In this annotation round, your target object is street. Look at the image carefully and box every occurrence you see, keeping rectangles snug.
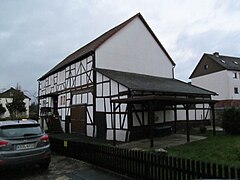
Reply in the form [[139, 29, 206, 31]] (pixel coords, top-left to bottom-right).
[[1, 153, 129, 180]]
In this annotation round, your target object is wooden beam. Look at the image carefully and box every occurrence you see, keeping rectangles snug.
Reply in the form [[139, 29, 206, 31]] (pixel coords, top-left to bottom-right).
[[148, 102, 154, 148], [184, 104, 190, 142], [174, 105, 177, 133]]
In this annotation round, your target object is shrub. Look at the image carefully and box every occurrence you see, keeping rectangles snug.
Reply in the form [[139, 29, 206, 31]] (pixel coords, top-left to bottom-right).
[[222, 108, 240, 134]]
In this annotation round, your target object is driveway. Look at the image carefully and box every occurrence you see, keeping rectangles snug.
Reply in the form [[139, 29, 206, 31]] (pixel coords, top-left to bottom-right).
[[1, 153, 129, 180]]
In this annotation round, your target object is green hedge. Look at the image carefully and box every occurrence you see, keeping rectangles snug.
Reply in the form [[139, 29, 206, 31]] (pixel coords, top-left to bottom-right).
[[222, 108, 240, 134]]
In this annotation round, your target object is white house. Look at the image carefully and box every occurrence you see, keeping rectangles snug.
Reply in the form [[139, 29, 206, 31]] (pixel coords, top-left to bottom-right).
[[0, 87, 30, 119], [38, 13, 216, 142], [190, 52, 240, 108]]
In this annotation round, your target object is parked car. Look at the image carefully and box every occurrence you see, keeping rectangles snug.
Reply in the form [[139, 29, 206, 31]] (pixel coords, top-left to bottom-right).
[[0, 119, 51, 170]]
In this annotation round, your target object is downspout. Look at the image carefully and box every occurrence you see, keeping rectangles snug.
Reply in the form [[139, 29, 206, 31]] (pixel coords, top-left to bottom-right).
[[172, 65, 176, 79]]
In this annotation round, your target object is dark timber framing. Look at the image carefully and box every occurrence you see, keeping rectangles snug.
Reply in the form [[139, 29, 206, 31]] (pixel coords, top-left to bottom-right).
[[38, 53, 96, 136]]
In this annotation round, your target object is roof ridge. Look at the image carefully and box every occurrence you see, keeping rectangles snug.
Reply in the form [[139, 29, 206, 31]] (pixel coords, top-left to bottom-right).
[[207, 53, 240, 59]]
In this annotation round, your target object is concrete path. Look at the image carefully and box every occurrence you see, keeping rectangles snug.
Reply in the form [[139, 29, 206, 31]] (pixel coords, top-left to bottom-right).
[[117, 134, 206, 150]]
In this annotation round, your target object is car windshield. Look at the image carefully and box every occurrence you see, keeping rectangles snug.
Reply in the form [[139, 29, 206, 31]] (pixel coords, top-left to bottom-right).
[[0, 124, 43, 138]]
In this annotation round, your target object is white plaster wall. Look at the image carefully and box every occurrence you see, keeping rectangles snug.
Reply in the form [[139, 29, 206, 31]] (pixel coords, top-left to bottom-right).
[[95, 17, 173, 78], [191, 70, 229, 100], [154, 111, 174, 123], [106, 129, 127, 142], [227, 70, 240, 100], [87, 125, 95, 137]]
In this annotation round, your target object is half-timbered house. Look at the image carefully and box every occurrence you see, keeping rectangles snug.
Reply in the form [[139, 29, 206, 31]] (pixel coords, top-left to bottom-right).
[[38, 13, 217, 143]]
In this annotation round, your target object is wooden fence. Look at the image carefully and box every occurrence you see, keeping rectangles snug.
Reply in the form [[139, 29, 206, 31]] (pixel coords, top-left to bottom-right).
[[50, 137, 240, 179]]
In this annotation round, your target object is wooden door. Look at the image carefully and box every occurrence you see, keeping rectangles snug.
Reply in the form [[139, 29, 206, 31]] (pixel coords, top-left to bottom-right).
[[95, 112, 107, 139], [71, 106, 86, 134]]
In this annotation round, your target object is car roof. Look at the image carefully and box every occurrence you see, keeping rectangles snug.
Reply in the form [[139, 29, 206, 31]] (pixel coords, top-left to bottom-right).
[[0, 119, 39, 127]]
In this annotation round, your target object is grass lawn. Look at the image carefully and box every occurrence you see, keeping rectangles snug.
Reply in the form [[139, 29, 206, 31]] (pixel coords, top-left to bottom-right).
[[166, 134, 240, 167]]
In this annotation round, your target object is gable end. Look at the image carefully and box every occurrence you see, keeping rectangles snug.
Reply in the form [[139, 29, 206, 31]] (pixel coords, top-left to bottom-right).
[[39, 13, 175, 80], [189, 54, 226, 79]]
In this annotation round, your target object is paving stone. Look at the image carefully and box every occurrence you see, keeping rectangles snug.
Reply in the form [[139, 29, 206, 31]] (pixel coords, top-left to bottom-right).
[[0, 153, 128, 180]]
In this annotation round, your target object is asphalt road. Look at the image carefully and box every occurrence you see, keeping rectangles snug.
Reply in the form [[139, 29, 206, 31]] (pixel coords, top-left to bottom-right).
[[1, 153, 129, 180]]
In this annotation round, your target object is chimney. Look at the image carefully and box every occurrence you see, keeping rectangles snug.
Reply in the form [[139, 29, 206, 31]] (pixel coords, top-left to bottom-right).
[[213, 52, 219, 57]]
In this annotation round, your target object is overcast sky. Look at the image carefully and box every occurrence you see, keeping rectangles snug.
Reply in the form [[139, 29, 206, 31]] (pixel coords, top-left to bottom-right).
[[1, 0, 240, 101]]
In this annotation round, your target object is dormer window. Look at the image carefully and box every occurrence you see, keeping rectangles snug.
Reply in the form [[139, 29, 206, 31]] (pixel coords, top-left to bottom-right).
[[204, 64, 209, 70], [220, 59, 226, 63], [233, 61, 239, 65]]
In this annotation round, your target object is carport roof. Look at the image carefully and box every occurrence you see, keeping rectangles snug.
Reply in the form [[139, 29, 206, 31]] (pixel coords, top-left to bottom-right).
[[95, 68, 217, 96]]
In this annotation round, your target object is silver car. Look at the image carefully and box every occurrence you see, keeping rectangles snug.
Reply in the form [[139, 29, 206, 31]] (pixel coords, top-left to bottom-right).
[[0, 120, 51, 170]]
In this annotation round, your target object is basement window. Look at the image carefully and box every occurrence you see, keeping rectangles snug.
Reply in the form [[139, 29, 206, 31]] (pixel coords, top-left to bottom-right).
[[234, 87, 239, 94]]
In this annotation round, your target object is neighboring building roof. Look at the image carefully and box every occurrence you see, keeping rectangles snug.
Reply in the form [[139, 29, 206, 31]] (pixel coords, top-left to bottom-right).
[[0, 87, 30, 100], [190, 52, 240, 79], [39, 13, 175, 81], [209, 53, 240, 71], [95, 68, 216, 96]]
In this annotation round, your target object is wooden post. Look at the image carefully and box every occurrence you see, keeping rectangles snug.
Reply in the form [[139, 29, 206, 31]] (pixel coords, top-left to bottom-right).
[[127, 102, 133, 142], [113, 102, 116, 146], [210, 103, 216, 136], [163, 106, 166, 124], [174, 105, 177, 133], [148, 102, 154, 148], [185, 105, 190, 142]]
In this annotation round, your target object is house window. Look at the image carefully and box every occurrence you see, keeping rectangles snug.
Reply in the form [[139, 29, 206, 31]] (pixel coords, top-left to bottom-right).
[[233, 72, 237, 79], [204, 64, 209, 70], [234, 87, 239, 94], [42, 100, 47, 106], [60, 95, 66, 105]]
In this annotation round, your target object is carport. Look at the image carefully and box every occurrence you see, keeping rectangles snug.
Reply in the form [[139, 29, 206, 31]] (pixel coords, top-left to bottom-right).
[[112, 94, 217, 147]]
